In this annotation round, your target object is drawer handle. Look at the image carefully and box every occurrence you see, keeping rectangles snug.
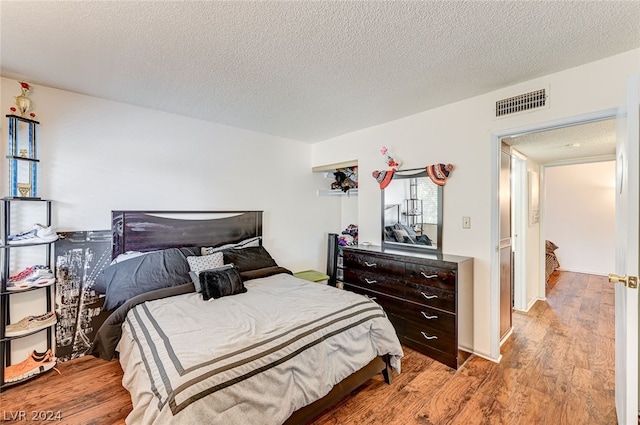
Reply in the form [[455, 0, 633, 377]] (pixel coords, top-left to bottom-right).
[[421, 312, 438, 320], [364, 262, 377, 267], [421, 332, 438, 340], [420, 292, 438, 300], [365, 278, 377, 284], [421, 272, 438, 279]]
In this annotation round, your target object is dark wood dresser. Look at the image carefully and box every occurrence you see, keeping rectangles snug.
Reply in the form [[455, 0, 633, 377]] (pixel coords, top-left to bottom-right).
[[341, 245, 473, 369]]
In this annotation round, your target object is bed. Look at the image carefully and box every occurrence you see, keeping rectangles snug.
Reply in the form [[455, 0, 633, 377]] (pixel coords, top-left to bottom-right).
[[383, 204, 432, 246], [545, 240, 561, 283], [90, 211, 403, 425]]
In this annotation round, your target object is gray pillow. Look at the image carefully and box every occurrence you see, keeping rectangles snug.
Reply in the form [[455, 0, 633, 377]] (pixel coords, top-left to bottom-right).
[[97, 248, 192, 311]]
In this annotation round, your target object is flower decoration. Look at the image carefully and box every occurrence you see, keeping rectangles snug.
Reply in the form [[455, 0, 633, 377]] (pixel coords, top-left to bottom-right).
[[19, 81, 31, 93]]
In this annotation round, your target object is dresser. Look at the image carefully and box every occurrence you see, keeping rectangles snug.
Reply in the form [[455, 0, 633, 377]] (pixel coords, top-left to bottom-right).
[[341, 245, 473, 369]]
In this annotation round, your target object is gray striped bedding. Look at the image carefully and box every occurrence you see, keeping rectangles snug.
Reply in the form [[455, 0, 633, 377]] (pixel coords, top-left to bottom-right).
[[117, 272, 403, 424]]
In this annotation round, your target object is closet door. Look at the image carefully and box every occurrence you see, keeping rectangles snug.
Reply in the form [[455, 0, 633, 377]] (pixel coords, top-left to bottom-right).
[[499, 142, 513, 339]]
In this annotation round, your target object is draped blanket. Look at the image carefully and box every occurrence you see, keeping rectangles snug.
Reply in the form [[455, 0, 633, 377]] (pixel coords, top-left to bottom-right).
[[117, 273, 403, 425]]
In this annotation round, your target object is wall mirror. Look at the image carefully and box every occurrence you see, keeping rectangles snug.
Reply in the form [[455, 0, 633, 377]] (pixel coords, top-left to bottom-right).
[[381, 170, 443, 253]]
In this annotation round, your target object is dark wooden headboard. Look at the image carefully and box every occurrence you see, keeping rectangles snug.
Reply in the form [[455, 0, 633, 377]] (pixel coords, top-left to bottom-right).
[[111, 210, 263, 258]]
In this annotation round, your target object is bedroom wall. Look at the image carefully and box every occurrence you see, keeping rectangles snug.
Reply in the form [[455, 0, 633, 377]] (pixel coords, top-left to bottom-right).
[[311, 48, 640, 359], [544, 161, 615, 275], [1, 77, 342, 360]]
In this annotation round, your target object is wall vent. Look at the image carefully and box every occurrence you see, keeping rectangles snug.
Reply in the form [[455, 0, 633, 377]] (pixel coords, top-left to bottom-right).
[[495, 88, 547, 117]]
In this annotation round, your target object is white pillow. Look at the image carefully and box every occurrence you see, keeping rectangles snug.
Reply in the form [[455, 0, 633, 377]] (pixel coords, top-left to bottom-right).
[[200, 236, 261, 256], [187, 252, 224, 274], [109, 250, 151, 265]]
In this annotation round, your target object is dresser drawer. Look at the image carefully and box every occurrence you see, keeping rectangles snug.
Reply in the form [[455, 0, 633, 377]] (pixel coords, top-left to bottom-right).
[[344, 269, 404, 299], [405, 262, 456, 291], [343, 250, 405, 277], [404, 311, 456, 356], [342, 283, 404, 318], [405, 282, 455, 313], [404, 302, 456, 342], [399, 337, 457, 370]]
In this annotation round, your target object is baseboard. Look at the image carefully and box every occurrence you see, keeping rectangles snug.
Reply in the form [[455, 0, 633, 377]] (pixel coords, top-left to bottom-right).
[[469, 349, 502, 364], [557, 267, 607, 277], [500, 329, 513, 347], [513, 296, 541, 313]]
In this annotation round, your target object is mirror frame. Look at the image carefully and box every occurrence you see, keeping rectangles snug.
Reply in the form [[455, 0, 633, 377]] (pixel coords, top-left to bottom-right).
[[380, 170, 443, 254]]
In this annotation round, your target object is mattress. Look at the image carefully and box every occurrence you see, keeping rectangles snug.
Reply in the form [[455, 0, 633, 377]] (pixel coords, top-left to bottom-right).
[[116, 273, 403, 425]]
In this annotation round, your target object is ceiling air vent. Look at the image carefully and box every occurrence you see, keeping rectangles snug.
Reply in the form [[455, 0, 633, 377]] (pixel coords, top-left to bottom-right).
[[495, 88, 547, 117]]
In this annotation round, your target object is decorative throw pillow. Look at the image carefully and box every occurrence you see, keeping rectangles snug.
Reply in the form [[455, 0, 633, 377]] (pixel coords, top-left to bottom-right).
[[222, 246, 278, 272], [189, 264, 234, 292], [200, 266, 247, 300], [394, 223, 417, 237], [392, 229, 409, 242], [187, 252, 224, 274]]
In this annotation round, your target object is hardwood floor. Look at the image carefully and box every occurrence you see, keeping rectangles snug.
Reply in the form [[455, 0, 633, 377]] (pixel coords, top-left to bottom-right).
[[0, 271, 615, 424]]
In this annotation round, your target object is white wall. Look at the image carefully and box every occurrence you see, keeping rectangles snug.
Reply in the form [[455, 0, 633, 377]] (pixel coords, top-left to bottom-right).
[[312, 48, 640, 359], [1, 77, 342, 360], [2, 48, 637, 363], [544, 161, 615, 275], [525, 159, 542, 308]]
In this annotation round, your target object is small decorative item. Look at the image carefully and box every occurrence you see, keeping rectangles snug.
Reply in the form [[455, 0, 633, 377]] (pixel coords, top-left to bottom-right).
[[372, 169, 395, 189], [426, 163, 454, 186], [17, 183, 31, 197], [19, 149, 28, 158], [380, 146, 402, 170], [13, 81, 34, 117]]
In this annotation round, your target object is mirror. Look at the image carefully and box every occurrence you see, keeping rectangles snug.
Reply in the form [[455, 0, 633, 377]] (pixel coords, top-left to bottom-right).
[[381, 170, 443, 253]]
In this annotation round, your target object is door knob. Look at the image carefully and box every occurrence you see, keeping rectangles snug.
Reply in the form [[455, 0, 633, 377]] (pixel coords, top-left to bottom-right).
[[608, 273, 638, 288]]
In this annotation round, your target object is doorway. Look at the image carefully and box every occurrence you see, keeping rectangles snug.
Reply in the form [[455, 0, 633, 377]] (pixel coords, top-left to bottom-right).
[[490, 109, 618, 360]]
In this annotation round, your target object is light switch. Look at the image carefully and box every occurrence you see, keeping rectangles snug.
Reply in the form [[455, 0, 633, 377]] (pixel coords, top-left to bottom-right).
[[462, 216, 471, 229]]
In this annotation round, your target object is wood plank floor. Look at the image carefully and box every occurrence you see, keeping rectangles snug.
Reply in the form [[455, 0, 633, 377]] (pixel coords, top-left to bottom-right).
[[0, 271, 616, 424]]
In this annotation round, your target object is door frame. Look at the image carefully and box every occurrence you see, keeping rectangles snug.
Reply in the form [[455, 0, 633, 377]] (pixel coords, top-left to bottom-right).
[[511, 150, 528, 311], [489, 108, 618, 361]]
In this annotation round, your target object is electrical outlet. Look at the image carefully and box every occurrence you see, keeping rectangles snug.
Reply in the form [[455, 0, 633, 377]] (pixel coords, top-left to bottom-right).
[[462, 216, 471, 229]]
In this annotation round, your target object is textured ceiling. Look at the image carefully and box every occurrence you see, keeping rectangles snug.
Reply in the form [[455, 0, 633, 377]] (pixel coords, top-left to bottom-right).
[[504, 119, 617, 165], [1, 1, 639, 143]]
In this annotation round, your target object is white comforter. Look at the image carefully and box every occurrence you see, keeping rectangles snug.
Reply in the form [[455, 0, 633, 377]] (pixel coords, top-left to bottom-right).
[[117, 273, 403, 425]]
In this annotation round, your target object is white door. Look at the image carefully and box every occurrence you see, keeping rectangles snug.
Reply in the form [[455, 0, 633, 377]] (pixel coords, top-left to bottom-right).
[[611, 74, 639, 424]]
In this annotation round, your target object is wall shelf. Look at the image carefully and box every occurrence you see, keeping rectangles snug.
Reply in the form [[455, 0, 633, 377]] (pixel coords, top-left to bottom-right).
[[317, 189, 358, 196]]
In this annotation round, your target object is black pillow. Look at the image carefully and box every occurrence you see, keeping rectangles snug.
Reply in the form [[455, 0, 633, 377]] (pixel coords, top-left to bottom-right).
[[200, 266, 247, 300], [223, 246, 278, 272], [96, 248, 192, 311]]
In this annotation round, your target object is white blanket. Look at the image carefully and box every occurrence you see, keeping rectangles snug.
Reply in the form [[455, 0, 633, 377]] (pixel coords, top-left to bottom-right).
[[117, 273, 403, 425]]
